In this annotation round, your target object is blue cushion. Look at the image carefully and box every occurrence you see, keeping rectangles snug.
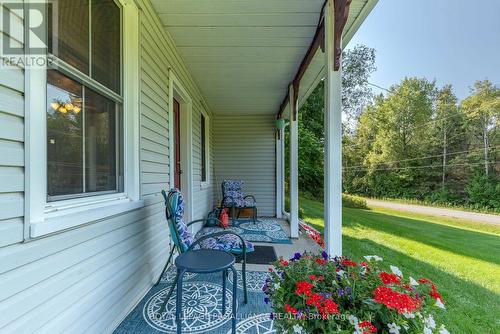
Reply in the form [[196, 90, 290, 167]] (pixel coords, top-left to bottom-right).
[[195, 227, 254, 254]]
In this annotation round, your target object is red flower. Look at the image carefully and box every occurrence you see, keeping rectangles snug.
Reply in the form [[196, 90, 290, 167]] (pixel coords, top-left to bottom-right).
[[379, 272, 401, 285], [284, 304, 298, 314], [268, 267, 273, 272], [373, 286, 421, 314], [280, 260, 289, 266], [315, 258, 327, 265], [341, 259, 358, 267], [419, 278, 445, 303], [429, 285, 444, 303], [317, 275, 325, 281], [418, 278, 433, 285], [309, 275, 317, 281], [361, 261, 368, 267], [322, 298, 340, 314], [358, 320, 377, 333], [305, 293, 324, 307], [295, 281, 314, 296]]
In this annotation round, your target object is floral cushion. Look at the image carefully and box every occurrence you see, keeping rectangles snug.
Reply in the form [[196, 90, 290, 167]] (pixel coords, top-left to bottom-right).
[[167, 188, 253, 254], [168, 189, 195, 252], [222, 180, 256, 208], [194, 227, 254, 254], [222, 180, 243, 192]]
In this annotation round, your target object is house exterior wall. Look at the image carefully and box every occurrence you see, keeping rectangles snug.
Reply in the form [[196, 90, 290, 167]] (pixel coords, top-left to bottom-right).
[[213, 114, 276, 217], [0, 0, 214, 332], [0, 4, 24, 249]]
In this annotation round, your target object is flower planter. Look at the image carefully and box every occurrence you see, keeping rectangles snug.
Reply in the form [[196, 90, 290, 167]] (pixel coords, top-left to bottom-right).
[[264, 251, 448, 334]]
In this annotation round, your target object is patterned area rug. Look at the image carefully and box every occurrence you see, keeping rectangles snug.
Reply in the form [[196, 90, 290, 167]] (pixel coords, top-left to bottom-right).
[[227, 219, 292, 244], [114, 268, 274, 334]]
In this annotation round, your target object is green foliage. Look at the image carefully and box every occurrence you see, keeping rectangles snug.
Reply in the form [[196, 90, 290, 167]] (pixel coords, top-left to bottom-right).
[[291, 45, 376, 198], [265, 252, 448, 334], [465, 172, 500, 209], [297, 195, 500, 333], [295, 42, 499, 211], [342, 194, 368, 209], [342, 78, 499, 210]]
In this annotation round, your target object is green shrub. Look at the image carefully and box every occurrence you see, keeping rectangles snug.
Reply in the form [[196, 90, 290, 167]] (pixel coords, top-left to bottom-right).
[[465, 172, 500, 209], [342, 194, 369, 209]]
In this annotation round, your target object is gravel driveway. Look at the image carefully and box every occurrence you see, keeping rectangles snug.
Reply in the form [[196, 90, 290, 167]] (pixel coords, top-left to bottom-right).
[[366, 199, 500, 225]]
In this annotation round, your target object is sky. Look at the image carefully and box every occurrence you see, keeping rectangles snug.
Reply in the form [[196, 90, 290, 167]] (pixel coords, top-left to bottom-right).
[[346, 0, 500, 100]]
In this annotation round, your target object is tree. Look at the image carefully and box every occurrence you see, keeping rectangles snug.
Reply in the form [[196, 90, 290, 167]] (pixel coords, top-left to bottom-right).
[[292, 44, 377, 198], [432, 85, 463, 190], [461, 80, 500, 176], [352, 78, 438, 198], [342, 44, 376, 133]]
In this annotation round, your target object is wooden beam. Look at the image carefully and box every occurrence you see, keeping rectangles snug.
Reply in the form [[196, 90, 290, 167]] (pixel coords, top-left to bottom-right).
[[276, 91, 289, 120], [276, 2, 327, 120], [333, 0, 352, 70], [276, 0, 352, 119]]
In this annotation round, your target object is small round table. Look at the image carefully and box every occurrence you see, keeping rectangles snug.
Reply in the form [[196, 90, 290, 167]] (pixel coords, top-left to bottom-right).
[[174, 249, 237, 334]]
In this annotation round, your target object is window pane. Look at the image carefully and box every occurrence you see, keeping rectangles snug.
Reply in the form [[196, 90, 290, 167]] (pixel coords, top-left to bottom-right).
[[48, 0, 89, 74], [91, 0, 121, 93], [47, 70, 84, 197], [85, 88, 119, 192], [201, 114, 207, 182]]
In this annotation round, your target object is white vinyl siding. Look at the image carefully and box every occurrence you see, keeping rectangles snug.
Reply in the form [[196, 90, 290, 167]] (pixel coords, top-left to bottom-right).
[[0, 0, 214, 332], [213, 114, 276, 216], [0, 3, 25, 248], [138, 1, 214, 219]]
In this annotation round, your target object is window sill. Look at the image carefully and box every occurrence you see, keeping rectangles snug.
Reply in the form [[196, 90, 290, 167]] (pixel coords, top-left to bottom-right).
[[30, 197, 144, 238]]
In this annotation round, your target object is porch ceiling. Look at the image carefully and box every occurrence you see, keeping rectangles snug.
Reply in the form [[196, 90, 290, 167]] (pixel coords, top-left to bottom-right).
[[150, 0, 376, 115]]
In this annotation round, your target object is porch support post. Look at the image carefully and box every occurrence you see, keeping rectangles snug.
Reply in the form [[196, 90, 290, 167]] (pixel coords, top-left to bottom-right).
[[324, 0, 344, 256], [276, 129, 283, 218], [289, 84, 299, 238]]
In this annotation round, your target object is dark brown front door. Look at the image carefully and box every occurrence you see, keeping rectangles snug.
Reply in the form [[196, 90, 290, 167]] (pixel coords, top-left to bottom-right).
[[173, 99, 181, 190]]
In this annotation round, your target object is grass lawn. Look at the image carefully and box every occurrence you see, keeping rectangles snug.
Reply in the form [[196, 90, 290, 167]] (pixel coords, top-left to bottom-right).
[[298, 196, 500, 334]]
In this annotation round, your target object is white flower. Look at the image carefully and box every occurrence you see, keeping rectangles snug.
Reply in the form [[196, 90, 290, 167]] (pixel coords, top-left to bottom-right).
[[364, 255, 383, 261], [439, 325, 450, 334], [403, 325, 409, 330], [390, 265, 403, 277], [423, 327, 433, 334], [424, 314, 436, 329], [293, 324, 304, 334], [353, 324, 363, 334], [409, 276, 419, 286], [273, 282, 280, 290], [337, 270, 345, 277], [403, 312, 415, 319], [348, 315, 359, 325], [435, 298, 446, 309], [388, 322, 401, 334]]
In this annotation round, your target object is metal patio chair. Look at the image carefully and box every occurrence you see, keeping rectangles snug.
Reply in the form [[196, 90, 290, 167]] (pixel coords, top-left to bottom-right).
[[155, 188, 253, 317], [221, 180, 257, 223]]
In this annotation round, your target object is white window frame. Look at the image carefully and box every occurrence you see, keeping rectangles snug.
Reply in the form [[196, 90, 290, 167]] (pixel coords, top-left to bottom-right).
[[200, 108, 210, 189], [24, 0, 142, 239]]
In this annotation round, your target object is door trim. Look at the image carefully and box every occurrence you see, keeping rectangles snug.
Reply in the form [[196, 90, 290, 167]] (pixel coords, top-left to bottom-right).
[[168, 68, 193, 222]]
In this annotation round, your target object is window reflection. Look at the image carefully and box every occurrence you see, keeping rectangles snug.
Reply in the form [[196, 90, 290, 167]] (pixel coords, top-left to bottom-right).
[[48, 0, 90, 74], [47, 70, 84, 196], [85, 88, 118, 192]]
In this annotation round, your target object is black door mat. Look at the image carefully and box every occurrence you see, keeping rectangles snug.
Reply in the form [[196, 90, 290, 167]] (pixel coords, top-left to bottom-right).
[[236, 245, 277, 265]]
